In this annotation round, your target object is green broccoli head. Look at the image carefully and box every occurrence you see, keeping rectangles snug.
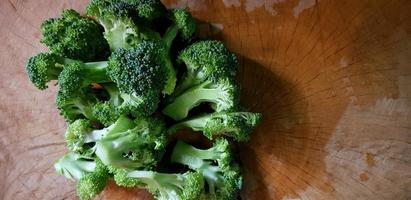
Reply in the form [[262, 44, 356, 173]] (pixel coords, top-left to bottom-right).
[[54, 153, 109, 200], [129, 0, 166, 20], [25, 52, 66, 90], [87, 0, 160, 50], [174, 40, 238, 94], [163, 78, 240, 121], [169, 112, 262, 142], [65, 119, 93, 154], [169, 8, 196, 41], [41, 9, 109, 61], [171, 139, 242, 199], [108, 44, 165, 95], [92, 101, 120, 126], [107, 42, 169, 115], [56, 88, 98, 123], [126, 170, 204, 200], [95, 116, 167, 169]]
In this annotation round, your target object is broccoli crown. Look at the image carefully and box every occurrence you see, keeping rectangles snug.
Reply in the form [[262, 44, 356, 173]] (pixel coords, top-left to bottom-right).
[[87, 0, 161, 50], [129, 0, 166, 20], [41, 9, 109, 61], [127, 170, 204, 200], [176, 40, 238, 91], [108, 43, 166, 94], [56, 88, 97, 123], [65, 119, 93, 154], [169, 8, 196, 41], [92, 101, 120, 126], [171, 139, 242, 199], [163, 78, 240, 121], [204, 112, 262, 141], [95, 116, 167, 169], [25, 52, 65, 90]]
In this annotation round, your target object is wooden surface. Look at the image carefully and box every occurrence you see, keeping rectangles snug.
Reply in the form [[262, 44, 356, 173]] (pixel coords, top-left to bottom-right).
[[1, 0, 411, 199]]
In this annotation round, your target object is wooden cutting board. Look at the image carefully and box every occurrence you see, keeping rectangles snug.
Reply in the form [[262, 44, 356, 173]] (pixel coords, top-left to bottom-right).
[[1, 0, 410, 199]]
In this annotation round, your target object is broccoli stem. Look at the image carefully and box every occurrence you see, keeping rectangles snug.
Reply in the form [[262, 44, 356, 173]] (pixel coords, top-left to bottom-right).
[[102, 83, 122, 106], [163, 25, 179, 49], [171, 141, 220, 168], [82, 61, 110, 83], [73, 97, 95, 120], [163, 81, 223, 120], [168, 114, 210, 134], [54, 153, 96, 180]]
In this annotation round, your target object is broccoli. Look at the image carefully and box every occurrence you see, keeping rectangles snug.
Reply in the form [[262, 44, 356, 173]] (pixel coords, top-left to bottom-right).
[[158, 8, 196, 94], [65, 116, 135, 155], [56, 87, 99, 123], [163, 78, 240, 121], [124, 170, 204, 200], [56, 42, 168, 121], [41, 9, 109, 61], [171, 139, 242, 200], [168, 112, 262, 142], [95, 116, 167, 169], [87, 0, 161, 50], [92, 101, 120, 126], [173, 40, 238, 96], [54, 153, 109, 200], [25, 52, 75, 90], [127, 0, 166, 20]]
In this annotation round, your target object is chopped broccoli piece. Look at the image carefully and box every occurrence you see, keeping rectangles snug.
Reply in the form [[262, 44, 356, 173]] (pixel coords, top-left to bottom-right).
[[65, 116, 135, 155], [92, 101, 120, 126], [25, 52, 74, 90], [173, 40, 238, 96], [87, 0, 161, 50], [171, 139, 242, 200], [56, 88, 99, 123], [125, 170, 204, 200], [54, 153, 109, 200], [128, 0, 166, 20], [163, 8, 196, 46], [169, 112, 262, 141], [108, 166, 142, 187], [163, 78, 240, 121], [41, 9, 109, 61], [56, 42, 168, 121], [95, 116, 167, 169]]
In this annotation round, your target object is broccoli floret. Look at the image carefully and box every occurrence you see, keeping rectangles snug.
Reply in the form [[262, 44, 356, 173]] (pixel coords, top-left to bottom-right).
[[56, 88, 99, 123], [41, 9, 109, 61], [25, 52, 75, 90], [92, 101, 120, 126], [173, 40, 238, 96], [171, 139, 242, 200], [54, 153, 109, 200], [108, 166, 142, 187], [95, 116, 167, 169], [163, 8, 196, 47], [87, 0, 161, 50], [65, 116, 135, 155], [124, 170, 204, 200], [128, 0, 166, 20], [163, 78, 239, 121], [169, 112, 262, 142], [56, 43, 168, 121]]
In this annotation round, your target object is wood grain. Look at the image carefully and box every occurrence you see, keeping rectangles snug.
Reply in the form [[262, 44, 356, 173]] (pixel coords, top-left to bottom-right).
[[1, 0, 410, 199]]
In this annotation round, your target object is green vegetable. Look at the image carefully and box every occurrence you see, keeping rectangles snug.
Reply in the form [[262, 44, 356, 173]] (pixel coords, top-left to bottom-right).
[[171, 139, 242, 200], [163, 78, 240, 121], [54, 153, 109, 200], [169, 112, 262, 141], [41, 9, 109, 61]]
